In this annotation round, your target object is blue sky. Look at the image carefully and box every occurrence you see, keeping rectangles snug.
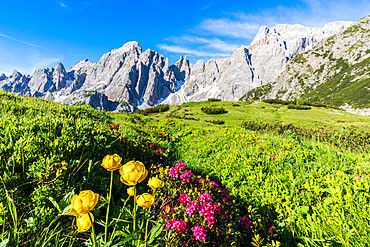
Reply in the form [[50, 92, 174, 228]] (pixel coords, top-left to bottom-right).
[[0, 0, 369, 75]]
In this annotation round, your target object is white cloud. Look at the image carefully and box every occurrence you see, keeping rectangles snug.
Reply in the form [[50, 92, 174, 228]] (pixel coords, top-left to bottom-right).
[[168, 36, 240, 52], [158, 44, 231, 58], [60, 3, 67, 8], [0, 33, 47, 50], [197, 19, 260, 39]]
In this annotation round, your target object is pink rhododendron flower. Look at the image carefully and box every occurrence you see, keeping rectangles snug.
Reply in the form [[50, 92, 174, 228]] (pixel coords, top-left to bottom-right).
[[155, 150, 158, 153], [185, 201, 199, 215], [108, 124, 112, 128], [198, 193, 212, 203], [172, 220, 187, 233], [169, 167, 179, 178], [150, 144, 154, 147], [199, 178, 206, 183], [180, 170, 193, 183], [223, 196, 230, 202], [166, 219, 176, 230], [179, 193, 190, 204], [192, 224, 207, 241], [199, 203, 217, 226], [269, 226, 274, 231], [175, 162, 186, 170], [209, 181, 219, 187]]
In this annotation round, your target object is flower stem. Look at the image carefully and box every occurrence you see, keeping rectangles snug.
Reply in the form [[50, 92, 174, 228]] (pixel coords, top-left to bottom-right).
[[89, 214, 97, 247], [105, 170, 114, 243], [137, 208, 146, 247], [144, 207, 151, 247], [132, 186, 137, 247]]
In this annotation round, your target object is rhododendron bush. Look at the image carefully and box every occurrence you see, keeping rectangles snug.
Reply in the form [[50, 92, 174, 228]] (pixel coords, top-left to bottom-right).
[[155, 162, 251, 246]]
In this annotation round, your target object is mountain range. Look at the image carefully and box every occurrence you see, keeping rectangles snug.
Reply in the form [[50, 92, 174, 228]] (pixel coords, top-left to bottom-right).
[[1, 17, 368, 115]]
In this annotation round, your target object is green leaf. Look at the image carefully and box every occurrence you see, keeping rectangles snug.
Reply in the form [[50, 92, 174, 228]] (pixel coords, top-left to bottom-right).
[[147, 222, 163, 245], [48, 197, 61, 213]]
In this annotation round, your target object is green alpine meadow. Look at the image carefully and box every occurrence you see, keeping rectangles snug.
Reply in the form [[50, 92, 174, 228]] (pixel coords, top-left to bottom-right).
[[0, 91, 369, 246]]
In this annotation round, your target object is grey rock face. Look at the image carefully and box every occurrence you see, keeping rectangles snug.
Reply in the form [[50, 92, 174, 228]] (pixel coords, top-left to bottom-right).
[[0, 73, 7, 81], [0, 70, 30, 94], [71, 41, 187, 110], [1, 41, 190, 112], [28, 68, 55, 97], [51, 42, 190, 111]]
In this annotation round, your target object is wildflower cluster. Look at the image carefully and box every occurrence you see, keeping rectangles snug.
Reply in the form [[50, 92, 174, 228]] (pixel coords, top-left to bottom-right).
[[157, 162, 251, 245], [69, 153, 162, 246]]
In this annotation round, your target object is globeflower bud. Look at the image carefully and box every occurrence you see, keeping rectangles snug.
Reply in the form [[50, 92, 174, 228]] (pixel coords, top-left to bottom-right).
[[76, 213, 94, 232], [127, 187, 135, 196], [148, 177, 162, 189], [136, 193, 154, 208], [101, 154, 122, 171], [70, 190, 99, 217], [119, 161, 148, 186]]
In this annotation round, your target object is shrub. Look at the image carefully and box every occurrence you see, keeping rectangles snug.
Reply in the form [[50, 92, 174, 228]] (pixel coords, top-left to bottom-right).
[[156, 162, 253, 246], [168, 113, 200, 121], [201, 106, 228, 115], [207, 98, 221, 102], [204, 119, 225, 125], [135, 104, 170, 115], [263, 99, 296, 105]]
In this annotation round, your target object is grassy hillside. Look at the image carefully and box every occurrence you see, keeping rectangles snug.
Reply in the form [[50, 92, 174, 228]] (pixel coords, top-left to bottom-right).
[[1, 93, 369, 246]]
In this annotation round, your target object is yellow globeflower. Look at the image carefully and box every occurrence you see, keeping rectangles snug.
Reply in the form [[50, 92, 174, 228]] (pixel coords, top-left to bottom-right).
[[119, 161, 148, 186], [127, 187, 135, 196], [70, 190, 99, 217], [76, 213, 94, 232], [148, 177, 162, 189], [136, 193, 154, 208], [101, 154, 122, 171]]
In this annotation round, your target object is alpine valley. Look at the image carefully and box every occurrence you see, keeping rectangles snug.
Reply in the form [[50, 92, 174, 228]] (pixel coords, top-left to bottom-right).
[[1, 16, 369, 115]]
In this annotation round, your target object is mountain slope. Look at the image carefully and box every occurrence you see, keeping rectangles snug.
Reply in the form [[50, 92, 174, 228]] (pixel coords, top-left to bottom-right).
[[243, 16, 370, 114]]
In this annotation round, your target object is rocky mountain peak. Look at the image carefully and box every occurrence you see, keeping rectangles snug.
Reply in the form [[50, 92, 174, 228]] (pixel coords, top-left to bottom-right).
[[54, 62, 66, 73], [0, 73, 6, 81], [110, 41, 143, 55], [12, 69, 22, 79]]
